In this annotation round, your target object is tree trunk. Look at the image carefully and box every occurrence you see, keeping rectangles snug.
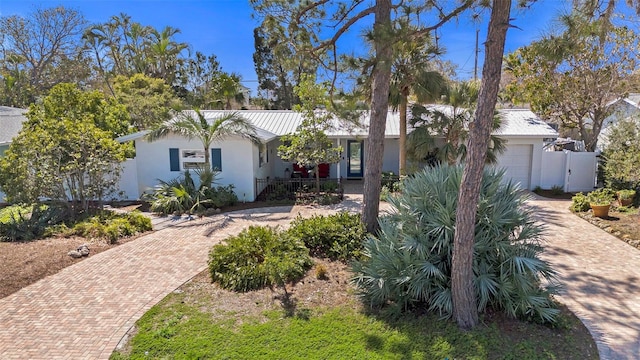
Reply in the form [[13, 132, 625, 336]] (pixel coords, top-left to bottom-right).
[[362, 0, 393, 233], [399, 97, 407, 175], [451, 0, 511, 330]]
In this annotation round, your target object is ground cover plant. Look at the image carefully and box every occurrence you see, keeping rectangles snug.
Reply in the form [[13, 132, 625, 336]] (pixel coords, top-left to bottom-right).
[[354, 165, 559, 323], [287, 211, 365, 261], [111, 263, 598, 360]]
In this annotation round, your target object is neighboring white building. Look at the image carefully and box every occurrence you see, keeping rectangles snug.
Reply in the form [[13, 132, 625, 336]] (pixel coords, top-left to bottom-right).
[[0, 106, 28, 203], [118, 108, 559, 201], [598, 94, 640, 151]]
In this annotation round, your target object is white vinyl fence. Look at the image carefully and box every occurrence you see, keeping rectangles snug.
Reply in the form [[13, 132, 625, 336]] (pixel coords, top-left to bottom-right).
[[540, 150, 597, 193], [116, 158, 140, 200]]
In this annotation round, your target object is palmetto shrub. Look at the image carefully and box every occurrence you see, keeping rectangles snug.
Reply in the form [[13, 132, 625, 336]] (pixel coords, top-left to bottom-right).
[[352, 165, 559, 323], [145, 170, 237, 215], [287, 212, 366, 261], [208, 226, 312, 292]]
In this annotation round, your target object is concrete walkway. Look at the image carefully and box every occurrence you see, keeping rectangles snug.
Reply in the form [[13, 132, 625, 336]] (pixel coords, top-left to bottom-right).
[[529, 196, 640, 360], [0, 187, 638, 359]]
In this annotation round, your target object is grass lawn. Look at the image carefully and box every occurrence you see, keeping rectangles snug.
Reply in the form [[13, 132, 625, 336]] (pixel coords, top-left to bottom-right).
[[112, 262, 598, 360]]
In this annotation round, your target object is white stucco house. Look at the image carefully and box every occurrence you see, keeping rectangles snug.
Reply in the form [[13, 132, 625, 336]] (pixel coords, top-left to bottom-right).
[[117, 108, 558, 201], [598, 93, 640, 151]]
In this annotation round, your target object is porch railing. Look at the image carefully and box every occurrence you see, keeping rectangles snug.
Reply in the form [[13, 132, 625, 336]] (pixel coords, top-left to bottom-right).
[[255, 177, 343, 201]]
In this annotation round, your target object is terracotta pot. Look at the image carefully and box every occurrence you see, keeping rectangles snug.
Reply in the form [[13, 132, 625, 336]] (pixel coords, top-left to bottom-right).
[[590, 203, 611, 218], [619, 198, 633, 207]]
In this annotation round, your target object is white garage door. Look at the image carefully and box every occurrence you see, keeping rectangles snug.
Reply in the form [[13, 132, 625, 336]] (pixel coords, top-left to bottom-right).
[[495, 144, 532, 190]]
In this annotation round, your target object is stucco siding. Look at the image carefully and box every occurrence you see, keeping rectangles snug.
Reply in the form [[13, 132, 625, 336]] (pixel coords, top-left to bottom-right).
[[134, 134, 257, 201], [382, 138, 400, 175]]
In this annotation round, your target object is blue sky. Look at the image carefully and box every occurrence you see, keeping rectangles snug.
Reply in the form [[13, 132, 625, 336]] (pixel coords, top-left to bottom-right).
[[0, 0, 569, 95]]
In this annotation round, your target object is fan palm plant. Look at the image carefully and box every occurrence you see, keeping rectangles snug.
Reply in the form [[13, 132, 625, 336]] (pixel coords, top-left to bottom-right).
[[146, 109, 260, 169], [353, 164, 559, 323]]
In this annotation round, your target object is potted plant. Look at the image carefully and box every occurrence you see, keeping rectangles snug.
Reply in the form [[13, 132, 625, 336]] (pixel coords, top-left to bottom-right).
[[588, 188, 616, 218], [617, 189, 636, 207]]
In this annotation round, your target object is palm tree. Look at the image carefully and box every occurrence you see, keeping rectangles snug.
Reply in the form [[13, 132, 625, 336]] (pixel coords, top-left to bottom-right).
[[147, 26, 189, 84], [146, 109, 260, 168], [353, 22, 445, 175], [211, 72, 246, 110], [407, 81, 506, 165], [388, 25, 445, 175]]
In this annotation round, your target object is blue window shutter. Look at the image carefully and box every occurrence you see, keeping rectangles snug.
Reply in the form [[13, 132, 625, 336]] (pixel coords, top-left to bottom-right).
[[211, 148, 222, 171], [169, 148, 180, 171]]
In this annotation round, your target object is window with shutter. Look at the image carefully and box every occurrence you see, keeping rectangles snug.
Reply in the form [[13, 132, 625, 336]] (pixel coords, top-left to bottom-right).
[[211, 148, 222, 171], [169, 148, 180, 171]]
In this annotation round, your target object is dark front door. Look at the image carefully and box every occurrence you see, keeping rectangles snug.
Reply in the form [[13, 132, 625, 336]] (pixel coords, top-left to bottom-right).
[[347, 140, 363, 178]]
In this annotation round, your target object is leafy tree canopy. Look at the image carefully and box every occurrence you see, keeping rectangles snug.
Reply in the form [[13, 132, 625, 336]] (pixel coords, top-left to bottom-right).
[[278, 75, 342, 191], [504, 14, 639, 151], [113, 73, 181, 130], [0, 83, 128, 211], [603, 116, 640, 189]]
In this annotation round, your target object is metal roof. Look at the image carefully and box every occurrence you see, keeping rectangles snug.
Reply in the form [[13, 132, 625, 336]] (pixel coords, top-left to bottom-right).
[[0, 106, 27, 145], [495, 109, 559, 137], [116, 108, 557, 143]]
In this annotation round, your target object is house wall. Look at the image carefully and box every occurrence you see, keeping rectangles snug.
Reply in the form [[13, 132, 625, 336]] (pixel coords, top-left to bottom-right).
[[335, 138, 400, 178], [134, 134, 257, 202]]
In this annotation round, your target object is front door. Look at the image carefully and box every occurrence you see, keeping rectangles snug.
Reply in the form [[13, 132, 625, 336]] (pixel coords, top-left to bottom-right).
[[347, 140, 363, 178]]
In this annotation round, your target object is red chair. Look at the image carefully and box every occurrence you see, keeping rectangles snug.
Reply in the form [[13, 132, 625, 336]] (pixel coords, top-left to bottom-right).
[[317, 163, 330, 178], [292, 163, 308, 178]]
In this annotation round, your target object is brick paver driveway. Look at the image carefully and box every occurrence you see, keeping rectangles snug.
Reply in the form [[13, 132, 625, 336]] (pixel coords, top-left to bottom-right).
[[1, 188, 636, 359], [0, 193, 372, 360], [529, 196, 640, 360]]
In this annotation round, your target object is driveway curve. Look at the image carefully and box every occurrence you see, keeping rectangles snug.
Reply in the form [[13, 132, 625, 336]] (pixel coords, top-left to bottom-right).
[[1, 190, 637, 359], [0, 191, 373, 360], [529, 196, 640, 360]]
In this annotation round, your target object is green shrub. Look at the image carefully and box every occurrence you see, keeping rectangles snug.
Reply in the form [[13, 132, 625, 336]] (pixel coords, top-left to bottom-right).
[[145, 172, 238, 215], [208, 226, 312, 292], [321, 181, 339, 193], [570, 192, 591, 212], [288, 212, 366, 261], [353, 164, 559, 324], [0, 204, 68, 242], [380, 185, 392, 202], [617, 189, 636, 201], [206, 185, 238, 208], [71, 211, 151, 243], [587, 188, 616, 206]]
